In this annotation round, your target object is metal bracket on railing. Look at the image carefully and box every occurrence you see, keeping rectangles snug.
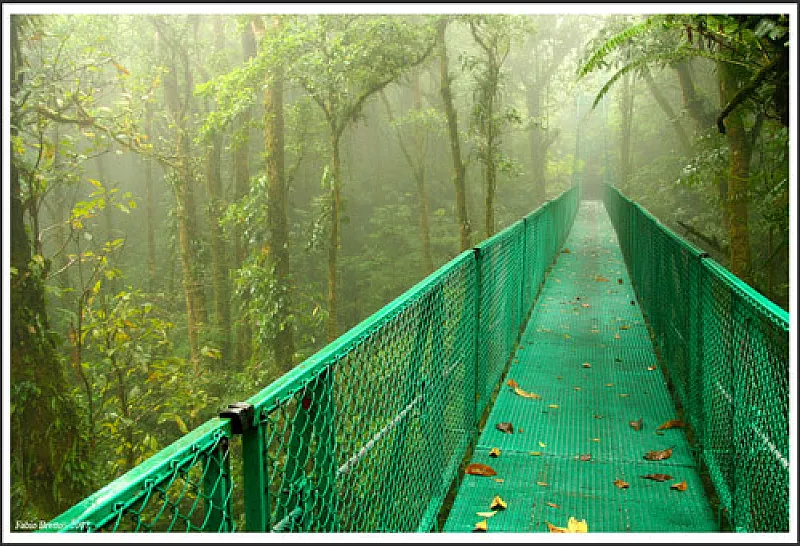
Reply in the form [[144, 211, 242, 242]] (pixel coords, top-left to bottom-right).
[[220, 402, 254, 435]]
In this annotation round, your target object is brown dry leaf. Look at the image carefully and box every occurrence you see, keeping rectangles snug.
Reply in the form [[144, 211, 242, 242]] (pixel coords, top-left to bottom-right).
[[582, 362, 592, 368], [614, 479, 630, 489], [643, 447, 674, 461], [496, 422, 514, 434], [595, 275, 610, 282], [473, 519, 488, 532], [620, 324, 630, 330], [562, 248, 571, 254], [579, 453, 592, 462], [656, 419, 686, 431], [629, 418, 643, 431], [642, 473, 674, 482], [477, 511, 497, 519], [547, 517, 588, 533], [506, 378, 519, 389], [513, 386, 542, 399], [466, 463, 497, 477], [490, 495, 507, 510], [581, 303, 590, 308], [618, 278, 624, 284], [536, 481, 549, 487], [593, 414, 604, 419], [489, 447, 501, 458], [546, 502, 559, 509], [647, 365, 658, 371], [671, 481, 688, 492]]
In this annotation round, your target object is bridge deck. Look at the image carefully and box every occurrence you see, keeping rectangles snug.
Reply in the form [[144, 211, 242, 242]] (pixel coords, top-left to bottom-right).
[[443, 201, 719, 533]]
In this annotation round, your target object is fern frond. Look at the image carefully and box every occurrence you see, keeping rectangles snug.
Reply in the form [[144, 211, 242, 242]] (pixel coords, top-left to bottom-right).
[[578, 17, 655, 78]]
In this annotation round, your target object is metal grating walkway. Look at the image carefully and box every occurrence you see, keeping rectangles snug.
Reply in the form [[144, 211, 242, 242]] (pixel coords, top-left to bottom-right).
[[443, 201, 719, 533]]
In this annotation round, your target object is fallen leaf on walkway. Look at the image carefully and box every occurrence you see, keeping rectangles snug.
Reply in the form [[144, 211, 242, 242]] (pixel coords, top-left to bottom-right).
[[477, 511, 497, 518], [529, 451, 542, 456], [473, 519, 488, 532], [466, 463, 497, 477], [489, 447, 501, 458], [595, 276, 610, 282], [618, 278, 624, 284], [605, 383, 614, 387], [513, 386, 542, 399], [506, 379, 519, 389], [593, 414, 604, 419], [656, 419, 686, 431], [493, 478, 504, 483], [620, 324, 630, 330], [539, 441, 546, 447], [647, 365, 657, 371], [614, 333, 621, 339], [581, 303, 590, 308], [592, 438, 600, 442], [564, 334, 571, 339], [671, 481, 688, 492], [574, 386, 582, 391], [562, 248, 571, 254], [629, 418, 643, 431], [547, 517, 588, 533], [496, 422, 514, 434], [642, 474, 674, 482], [582, 362, 592, 368], [614, 479, 630, 489], [490, 495, 507, 510], [579, 453, 592, 461], [591, 328, 600, 334], [619, 393, 629, 398], [644, 447, 674, 461], [549, 404, 559, 409], [546, 502, 559, 509], [536, 481, 549, 487]]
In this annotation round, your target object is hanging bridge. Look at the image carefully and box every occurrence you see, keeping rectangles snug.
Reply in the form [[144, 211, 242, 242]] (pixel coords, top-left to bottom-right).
[[42, 185, 790, 534]]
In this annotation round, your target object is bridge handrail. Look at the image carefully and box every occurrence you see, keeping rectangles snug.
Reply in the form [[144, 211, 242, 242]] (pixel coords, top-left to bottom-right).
[[43, 185, 580, 533], [604, 184, 789, 533]]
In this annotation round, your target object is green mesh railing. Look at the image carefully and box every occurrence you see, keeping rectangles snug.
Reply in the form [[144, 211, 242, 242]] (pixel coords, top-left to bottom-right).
[[604, 184, 790, 533], [42, 185, 579, 533]]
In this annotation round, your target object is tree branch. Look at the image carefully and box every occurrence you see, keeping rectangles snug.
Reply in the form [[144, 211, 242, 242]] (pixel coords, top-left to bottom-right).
[[717, 57, 777, 134]]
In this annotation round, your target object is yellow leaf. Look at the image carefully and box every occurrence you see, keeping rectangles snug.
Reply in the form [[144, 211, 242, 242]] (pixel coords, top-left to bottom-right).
[[113, 61, 130, 75], [582, 362, 591, 368], [512, 385, 541, 399], [473, 519, 488, 532], [548, 517, 588, 533], [489, 447, 501, 458], [529, 451, 542, 456], [614, 478, 629, 489], [548, 404, 559, 409], [546, 502, 559, 509], [671, 480, 688, 492], [493, 478, 504, 483], [476, 511, 497, 518], [174, 415, 189, 435], [539, 441, 546, 448], [536, 481, 548, 487], [490, 495, 507, 510]]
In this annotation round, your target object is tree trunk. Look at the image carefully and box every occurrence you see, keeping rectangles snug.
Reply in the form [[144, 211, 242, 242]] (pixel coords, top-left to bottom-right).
[[206, 16, 230, 356], [264, 15, 295, 368], [326, 132, 342, 341], [10, 16, 85, 519], [144, 104, 157, 290], [438, 19, 470, 251], [642, 69, 692, 155], [484, 86, 496, 238], [412, 72, 434, 274], [233, 18, 258, 366], [719, 62, 753, 284], [619, 72, 634, 192], [527, 77, 547, 205], [674, 59, 714, 131], [161, 29, 206, 370]]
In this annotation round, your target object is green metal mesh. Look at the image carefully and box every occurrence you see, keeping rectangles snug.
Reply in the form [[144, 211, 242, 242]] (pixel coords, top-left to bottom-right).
[[44, 186, 580, 534], [604, 185, 790, 533], [43, 419, 234, 533]]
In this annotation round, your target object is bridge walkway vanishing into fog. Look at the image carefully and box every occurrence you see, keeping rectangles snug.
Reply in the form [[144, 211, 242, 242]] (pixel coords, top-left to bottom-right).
[[42, 185, 789, 535]]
